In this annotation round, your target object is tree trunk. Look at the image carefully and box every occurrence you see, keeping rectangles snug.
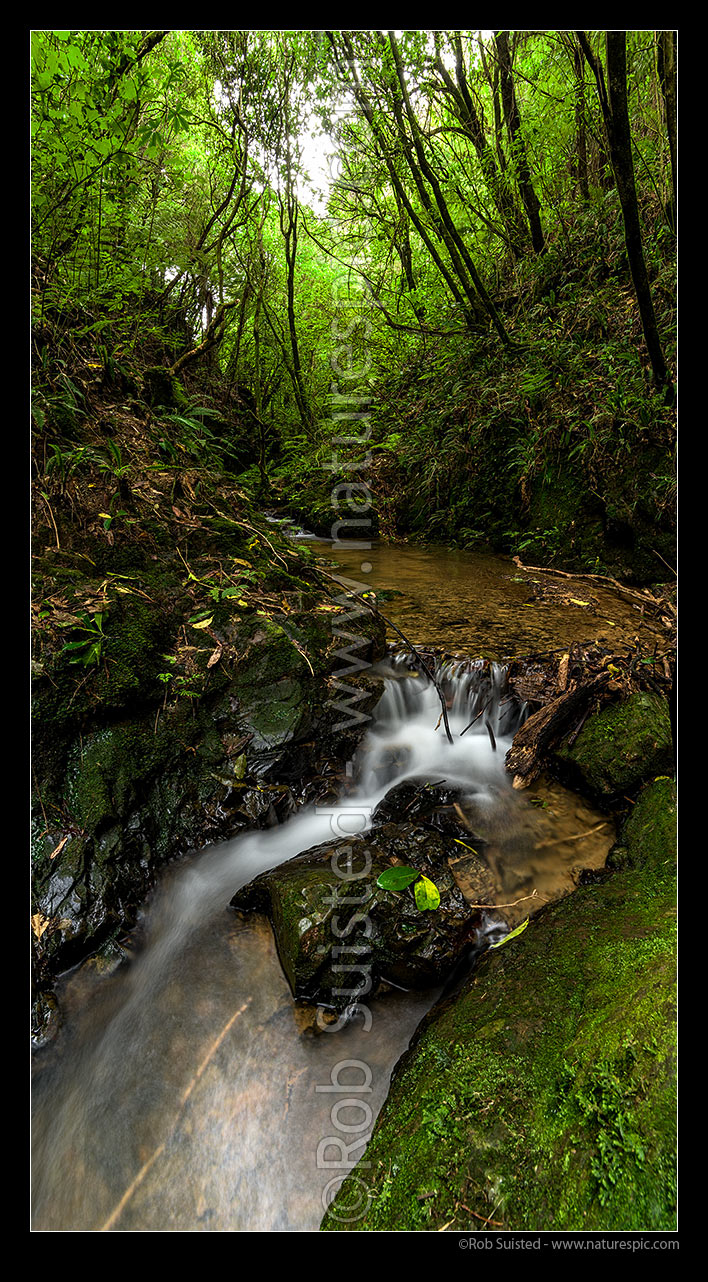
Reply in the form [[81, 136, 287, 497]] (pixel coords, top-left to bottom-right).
[[578, 32, 674, 401], [573, 44, 590, 202], [494, 31, 545, 254], [656, 31, 677, 231]]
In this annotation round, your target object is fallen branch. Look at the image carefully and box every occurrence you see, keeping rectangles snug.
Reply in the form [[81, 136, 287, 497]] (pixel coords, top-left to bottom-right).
[[505, 670, 612, 789], [512, 555, 673, 614]]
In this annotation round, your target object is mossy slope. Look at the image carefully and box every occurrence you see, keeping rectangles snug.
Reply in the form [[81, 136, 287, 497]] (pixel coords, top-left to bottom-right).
[[322, 779, 676, 1232]]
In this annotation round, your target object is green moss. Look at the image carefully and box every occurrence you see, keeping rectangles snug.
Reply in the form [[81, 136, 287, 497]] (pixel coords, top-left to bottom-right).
[[322, 811, 677, 1233], [554, 691, 673, 804], [607, 776, 677, 872]]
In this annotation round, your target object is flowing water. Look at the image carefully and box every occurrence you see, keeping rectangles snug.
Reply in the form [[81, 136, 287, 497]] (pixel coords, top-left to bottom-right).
[[31, 541, 619, 1232]]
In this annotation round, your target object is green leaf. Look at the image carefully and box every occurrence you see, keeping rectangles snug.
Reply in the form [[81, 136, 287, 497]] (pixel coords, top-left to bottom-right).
[[489, 918, 529, 949], [414, 874, 441, 911], [376, 865, 420, 892]]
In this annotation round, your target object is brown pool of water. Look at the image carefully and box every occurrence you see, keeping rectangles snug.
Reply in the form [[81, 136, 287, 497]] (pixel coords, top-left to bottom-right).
[[310, 539, 664, 659], [451, 772, 613, 930]]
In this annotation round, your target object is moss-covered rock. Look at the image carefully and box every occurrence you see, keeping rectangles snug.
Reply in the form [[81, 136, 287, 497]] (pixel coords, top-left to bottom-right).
[[231, 823, 494, 1010], [606, 776, 677, 873], [321, 779, 676, 1232], [552, 690, 673, 805]]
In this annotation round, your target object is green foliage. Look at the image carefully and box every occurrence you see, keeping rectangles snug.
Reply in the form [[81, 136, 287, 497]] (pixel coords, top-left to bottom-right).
[[60, 611, 106, 667], [31, 30, 675, 574], [377, 866, 441, 911]]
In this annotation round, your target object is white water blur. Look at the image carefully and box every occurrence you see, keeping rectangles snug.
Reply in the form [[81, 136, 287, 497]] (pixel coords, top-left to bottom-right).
[[31, 661, 523, 1232]]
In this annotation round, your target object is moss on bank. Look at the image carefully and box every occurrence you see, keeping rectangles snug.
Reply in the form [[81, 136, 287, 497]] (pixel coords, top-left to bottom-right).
[[322, 779, 676, 1232], [553, 691, 674, 805]]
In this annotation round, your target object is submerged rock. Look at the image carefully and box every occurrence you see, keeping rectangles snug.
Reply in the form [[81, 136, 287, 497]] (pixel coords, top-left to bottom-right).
[[230, 822, 496, 1011], [321, 778, 677, 1233]]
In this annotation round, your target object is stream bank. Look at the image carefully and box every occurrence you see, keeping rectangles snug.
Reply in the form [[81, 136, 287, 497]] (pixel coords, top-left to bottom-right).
[[322, 777, 677, 1233], [31, 512, 386, 1041]]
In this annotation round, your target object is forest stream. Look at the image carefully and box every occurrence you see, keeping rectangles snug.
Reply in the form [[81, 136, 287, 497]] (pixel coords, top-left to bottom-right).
[[30, 538, 650, 1233]]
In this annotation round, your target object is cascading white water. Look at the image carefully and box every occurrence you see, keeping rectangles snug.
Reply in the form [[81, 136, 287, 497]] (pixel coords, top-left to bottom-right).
[[31, 658, 525, 1233], [358, 654, 523, 802]]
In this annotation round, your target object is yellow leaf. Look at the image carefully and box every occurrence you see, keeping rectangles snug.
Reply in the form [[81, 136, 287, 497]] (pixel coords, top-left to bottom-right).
[[31, 912, 51, 940], [569, 598, 590, 606], [191, 616, 214, 630], [490, 918, 529, 949]]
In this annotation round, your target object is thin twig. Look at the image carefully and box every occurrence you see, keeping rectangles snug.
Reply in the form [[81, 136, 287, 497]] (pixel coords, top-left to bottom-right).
[[464, 889, 545, 910], [651, 546, 677, 577], [99, 999, 251, 1232], [459, 700, 489, 736], [460, 1202, 504, 1228], [314, 566, 454, 744], [534, 822, 609, 850]]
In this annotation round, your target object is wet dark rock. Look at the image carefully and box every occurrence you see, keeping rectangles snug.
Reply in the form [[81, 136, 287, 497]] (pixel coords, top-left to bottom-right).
[[230, 822, 491, 1011], [371, 778, 483, 843]]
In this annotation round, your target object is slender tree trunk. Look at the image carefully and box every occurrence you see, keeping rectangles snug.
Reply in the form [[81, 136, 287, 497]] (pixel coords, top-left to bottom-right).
[[656, 31, 677, 231], [578, 32, 673, 400], [573, 45, 590, 202], [494, 31, 545, 254]]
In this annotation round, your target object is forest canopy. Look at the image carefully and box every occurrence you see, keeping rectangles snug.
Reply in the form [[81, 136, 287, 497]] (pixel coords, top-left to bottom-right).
[[31, 29, 676, 561]]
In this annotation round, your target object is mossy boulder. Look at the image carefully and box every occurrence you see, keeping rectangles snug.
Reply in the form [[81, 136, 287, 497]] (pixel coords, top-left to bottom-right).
[[552, 690, 673, 805], [321, 780, 677, 1233], [606, 776, 677, 873], [231, 823, 495, 1011]]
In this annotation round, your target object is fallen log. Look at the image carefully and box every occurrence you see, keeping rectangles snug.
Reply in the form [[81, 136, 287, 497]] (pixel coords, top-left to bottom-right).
[[505, 670, 612, 789], [511, 555, 676, 618]]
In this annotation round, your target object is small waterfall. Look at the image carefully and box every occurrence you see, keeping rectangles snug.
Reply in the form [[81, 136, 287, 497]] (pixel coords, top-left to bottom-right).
[[359, 652, 525, 802], [31, 655, 527, 1232]]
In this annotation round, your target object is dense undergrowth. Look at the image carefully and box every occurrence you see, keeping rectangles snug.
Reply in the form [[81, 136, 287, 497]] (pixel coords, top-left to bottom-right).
[[274, 191, 676, 581]]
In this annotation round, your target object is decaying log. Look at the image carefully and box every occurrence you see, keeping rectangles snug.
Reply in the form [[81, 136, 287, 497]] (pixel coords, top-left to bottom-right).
[[505, 670, 612, 789]]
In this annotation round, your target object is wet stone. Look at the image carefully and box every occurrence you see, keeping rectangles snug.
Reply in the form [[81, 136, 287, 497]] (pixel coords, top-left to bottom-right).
[[230, 821, 492, 1011]]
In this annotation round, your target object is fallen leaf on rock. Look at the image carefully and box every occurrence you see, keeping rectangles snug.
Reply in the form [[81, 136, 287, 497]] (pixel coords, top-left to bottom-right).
[[50, 834, 70, 860], [31, 912, 52, 940]]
